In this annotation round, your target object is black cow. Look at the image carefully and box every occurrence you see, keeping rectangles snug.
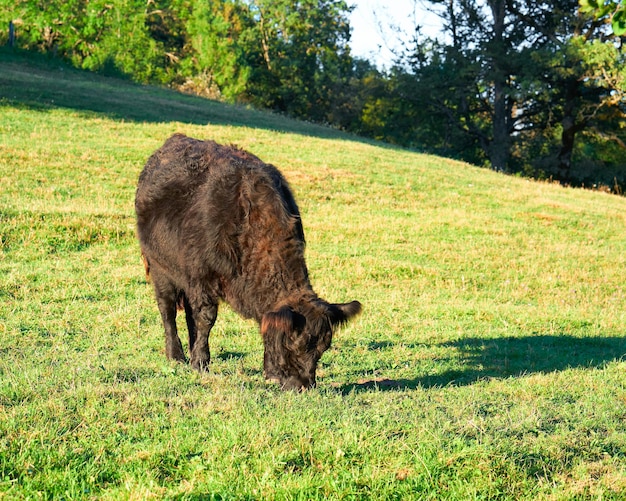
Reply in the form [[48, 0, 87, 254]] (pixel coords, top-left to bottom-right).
[[135, 134, 361, 390]]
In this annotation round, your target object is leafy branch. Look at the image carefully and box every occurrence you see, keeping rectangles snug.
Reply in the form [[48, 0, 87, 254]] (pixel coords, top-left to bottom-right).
[[579, 0, 626, 35]]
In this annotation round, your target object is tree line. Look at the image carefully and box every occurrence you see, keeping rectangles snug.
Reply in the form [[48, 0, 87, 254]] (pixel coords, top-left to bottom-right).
[[3, 0, 625, 191]]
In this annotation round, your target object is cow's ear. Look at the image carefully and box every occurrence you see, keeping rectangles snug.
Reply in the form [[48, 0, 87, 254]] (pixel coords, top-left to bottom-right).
[[261, 306, 294, 336], [329, 301, 362, 327]]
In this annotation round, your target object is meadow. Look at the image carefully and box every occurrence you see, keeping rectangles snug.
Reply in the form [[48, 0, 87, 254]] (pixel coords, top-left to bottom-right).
[[1, 50, 626, 500]]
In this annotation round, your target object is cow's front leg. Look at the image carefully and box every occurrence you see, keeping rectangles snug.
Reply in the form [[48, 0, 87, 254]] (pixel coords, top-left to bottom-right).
[[189, 299, 217, 372]]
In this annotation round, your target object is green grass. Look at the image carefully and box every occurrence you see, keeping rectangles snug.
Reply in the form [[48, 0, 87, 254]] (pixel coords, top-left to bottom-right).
[[1, 49, 626, 500]]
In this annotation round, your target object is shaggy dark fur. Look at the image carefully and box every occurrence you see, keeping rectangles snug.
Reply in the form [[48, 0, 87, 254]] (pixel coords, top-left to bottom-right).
[[135, 134, 361, 390]]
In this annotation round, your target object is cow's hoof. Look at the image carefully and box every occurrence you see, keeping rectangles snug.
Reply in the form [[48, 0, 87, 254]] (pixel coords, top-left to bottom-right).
[[166, 342, 186, 362], [191, 356, 210, 372]]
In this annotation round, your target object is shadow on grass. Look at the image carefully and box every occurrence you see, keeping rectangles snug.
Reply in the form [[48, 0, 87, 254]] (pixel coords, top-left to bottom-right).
[[338, 334, 626, 393], [0, 48, 356, 141], [215, 351, 246, 361]]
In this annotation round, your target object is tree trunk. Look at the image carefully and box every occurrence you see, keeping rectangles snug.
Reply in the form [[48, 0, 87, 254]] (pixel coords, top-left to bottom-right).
[[487, 0, 510, 172], [258, 11, 272, 71], [8, 21, 15, 47], [557, 80, 583, 182], [490, 78, 510, 171], [557, 116, 576, 181]]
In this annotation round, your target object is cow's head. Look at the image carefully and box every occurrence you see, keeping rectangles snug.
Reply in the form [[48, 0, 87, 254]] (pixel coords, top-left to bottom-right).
[[261, 300, 362, 391]]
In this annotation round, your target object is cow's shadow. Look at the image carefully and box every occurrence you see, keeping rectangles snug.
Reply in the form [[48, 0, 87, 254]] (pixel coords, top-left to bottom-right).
[[336, 334, 626, 393]]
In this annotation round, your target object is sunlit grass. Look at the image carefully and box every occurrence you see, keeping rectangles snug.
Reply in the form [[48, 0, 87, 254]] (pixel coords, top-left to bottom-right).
[[1, 51, 626, 499]]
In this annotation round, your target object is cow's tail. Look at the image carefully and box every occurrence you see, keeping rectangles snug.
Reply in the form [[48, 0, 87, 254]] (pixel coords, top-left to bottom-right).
[[141, 250, 151, 280], [176, 291, 187, 311], [141, 249, 185, 311]]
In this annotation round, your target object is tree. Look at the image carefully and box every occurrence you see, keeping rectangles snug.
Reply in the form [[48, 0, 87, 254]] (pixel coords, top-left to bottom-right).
[[395, 0, 625, 186], [509, 1, 626, 182], [238, 0, 354, 122], [396, 0, 546, 171], [180, 0, 250, 99]]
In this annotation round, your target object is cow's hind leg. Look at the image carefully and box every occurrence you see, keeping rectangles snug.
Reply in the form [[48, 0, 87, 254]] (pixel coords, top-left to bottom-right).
[[151, 268, 185, 362], [182, 294, 197, 352], [188, 292, 218, 372]]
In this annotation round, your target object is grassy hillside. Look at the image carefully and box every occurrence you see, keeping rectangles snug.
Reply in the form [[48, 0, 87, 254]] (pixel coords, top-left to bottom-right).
[[1, 50, 626, 500]]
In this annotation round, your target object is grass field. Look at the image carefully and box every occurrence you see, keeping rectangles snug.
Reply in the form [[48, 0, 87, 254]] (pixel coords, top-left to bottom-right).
[[1, 50, 626, 500]]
